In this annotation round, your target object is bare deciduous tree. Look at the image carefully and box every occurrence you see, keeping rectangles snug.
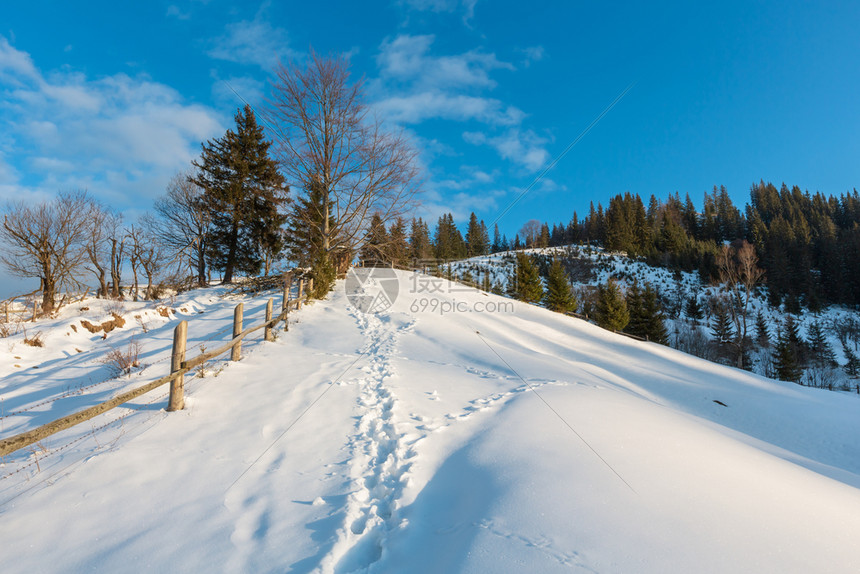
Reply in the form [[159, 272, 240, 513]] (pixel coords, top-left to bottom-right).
[[83, 199, 121, 298], [126, 224, 145, 302], [518, 219, 542, 248], [139, 235, 164, 300], [717, 239, 766, 368], [267, 51, 421, 272], [148, 171, 211, 287], [1, 192, 91, 315], [107, 213, 126, 299]]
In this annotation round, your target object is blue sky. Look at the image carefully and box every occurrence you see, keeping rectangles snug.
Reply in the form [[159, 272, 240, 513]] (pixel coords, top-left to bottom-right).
[[2, 0, 859, 242]]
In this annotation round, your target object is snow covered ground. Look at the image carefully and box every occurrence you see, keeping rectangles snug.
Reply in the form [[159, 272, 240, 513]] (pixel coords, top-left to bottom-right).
[[446, 246, 860, 381], [1, 271, 860, 572]]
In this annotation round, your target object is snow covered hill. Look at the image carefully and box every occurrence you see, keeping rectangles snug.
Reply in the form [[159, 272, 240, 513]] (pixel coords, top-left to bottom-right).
[[1, 271, 859, 573], [445, 245, 860, 386]]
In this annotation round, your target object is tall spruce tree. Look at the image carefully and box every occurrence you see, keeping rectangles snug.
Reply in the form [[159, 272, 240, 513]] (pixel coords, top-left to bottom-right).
[[465, 213, 487, 256], [192, 105, 287, 283], [409, 217, 433, 261], [754, 311, 771, 347], [686, 296, 704, 324], [544, 258, 576, 312], [641, 284, 668, 344], [434, 213, 465, 259], [386, 217, 409, 267], [627, 283, 667, 343], [309, 248, 336, 298], [284, 175, 331, 268], [625, 282, 645, 336], [360, 213, 388, 265], [806, 321, 836, 366], [514, 252, 543, 303], [842, 341, 860, 378], [710, 304, 735, 345], [596, 279, 629, 331], [773, 317, 804, 382]]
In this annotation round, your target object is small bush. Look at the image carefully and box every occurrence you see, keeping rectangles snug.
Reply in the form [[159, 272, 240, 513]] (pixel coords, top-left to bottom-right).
[[1, 321, 17, 338], [100, 337, 142, 376], [105, 300, 126, 317], [23, 330, 45, 347]]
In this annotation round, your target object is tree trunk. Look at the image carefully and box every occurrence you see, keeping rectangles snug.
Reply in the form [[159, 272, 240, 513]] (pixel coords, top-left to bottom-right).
[[131, 264, 139, 302], [196, 239, 207, 287], [41, 275, 55, 315], [222, 221, 239, 284], [323, 194, 331, 251], [145, 272, 153, 300], [97, 268, 108, 298], [110, 239, 123, 299]]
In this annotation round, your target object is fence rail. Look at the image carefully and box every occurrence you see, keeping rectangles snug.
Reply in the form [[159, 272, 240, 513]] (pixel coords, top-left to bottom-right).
[[0, 273, 311, 458]]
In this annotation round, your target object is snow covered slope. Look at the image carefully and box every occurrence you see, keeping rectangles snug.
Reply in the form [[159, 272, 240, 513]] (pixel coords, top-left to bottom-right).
[[1, 271, 859, 573]]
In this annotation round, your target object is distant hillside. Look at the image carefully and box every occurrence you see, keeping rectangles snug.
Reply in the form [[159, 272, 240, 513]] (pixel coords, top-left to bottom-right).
[[437, 245, 860, 392]]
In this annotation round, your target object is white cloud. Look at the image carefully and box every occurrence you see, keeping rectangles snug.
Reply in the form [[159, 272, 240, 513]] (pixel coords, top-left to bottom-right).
[[519, 45, 545, 67], [463, 129, 550, 172], [372, 33, 551, 180], [377, 91, 523, 126], [0, 36, 224, 209], [377, 34, 512, 90], [0, 36, 38, 83], [397, 0, 479, 23], [166, 5, 191, 20], [207, 17, 296, 70], [373, 34, 523, 128]]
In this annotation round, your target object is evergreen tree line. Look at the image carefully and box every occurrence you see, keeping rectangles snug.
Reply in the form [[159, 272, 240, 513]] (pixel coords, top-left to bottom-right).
[[508, 253, 668, 344], [527, 183, 860, 309], [360, 211, 495, 266]]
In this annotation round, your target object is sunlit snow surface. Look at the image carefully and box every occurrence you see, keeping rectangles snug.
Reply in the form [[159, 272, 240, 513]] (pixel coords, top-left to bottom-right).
[[1, 271, 859, 573]]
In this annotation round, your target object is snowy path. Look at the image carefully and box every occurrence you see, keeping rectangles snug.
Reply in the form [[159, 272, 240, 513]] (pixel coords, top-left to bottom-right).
[[322, 311, 416, 571], [1, 272, 860, 572]]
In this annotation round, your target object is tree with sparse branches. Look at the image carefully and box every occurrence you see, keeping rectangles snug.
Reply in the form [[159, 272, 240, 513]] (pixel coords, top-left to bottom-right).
[[518, 219, 542, 248], [268, 51, 421, 275], [82, 198, 116, 298], [106, 212, 126, 299], [717, 240, 765, 368], [1, 191, 91, 314], [148, 171, 211, 287]]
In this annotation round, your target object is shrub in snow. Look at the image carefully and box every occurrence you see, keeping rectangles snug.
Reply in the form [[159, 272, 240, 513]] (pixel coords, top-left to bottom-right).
[[100, 337, 142, 377]]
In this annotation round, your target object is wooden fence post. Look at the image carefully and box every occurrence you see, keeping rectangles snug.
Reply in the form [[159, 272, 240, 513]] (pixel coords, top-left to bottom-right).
[[283, 272, 292, 331], [265, 298, 274, 342], [232, 302, 243, 361], [167, 320, 187, 411], [308, 277, 314, 298], [32, 300, 37, 322], [297, 278, 304, 310]]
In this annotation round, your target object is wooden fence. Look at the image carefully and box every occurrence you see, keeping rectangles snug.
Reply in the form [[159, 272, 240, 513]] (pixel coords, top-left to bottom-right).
[[0, 273, 312, 458]]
